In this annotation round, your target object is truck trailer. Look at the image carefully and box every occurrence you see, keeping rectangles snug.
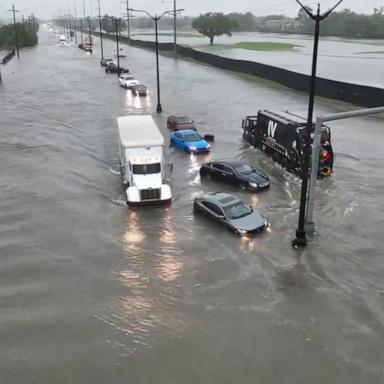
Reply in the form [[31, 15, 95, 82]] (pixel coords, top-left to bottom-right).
[[117, 115, 172, 204], [242, 110, 334, 177]]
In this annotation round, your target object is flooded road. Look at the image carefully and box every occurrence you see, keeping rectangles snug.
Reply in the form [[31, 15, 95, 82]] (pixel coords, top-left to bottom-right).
[[0, 27, 384, 383]]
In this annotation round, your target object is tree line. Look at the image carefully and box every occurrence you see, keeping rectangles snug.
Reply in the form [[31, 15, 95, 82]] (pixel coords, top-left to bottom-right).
[[0, 21, 39, 50]]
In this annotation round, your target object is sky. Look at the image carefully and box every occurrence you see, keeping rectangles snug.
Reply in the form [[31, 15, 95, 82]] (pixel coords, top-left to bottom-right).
[[0, 0, 383, 20]]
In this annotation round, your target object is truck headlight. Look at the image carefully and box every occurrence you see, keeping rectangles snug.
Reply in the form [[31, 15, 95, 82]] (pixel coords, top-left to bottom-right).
[[249, 182, 258, 188], [237, 229, 247, 235]]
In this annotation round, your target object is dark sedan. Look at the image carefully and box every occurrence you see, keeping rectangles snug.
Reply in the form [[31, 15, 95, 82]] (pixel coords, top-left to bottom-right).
[[105, 63, 129, 74], [167, 115, 196, 131], [194, 192, 268, 236], [200, 160, 270, 192], [132, 84, 148, 96]]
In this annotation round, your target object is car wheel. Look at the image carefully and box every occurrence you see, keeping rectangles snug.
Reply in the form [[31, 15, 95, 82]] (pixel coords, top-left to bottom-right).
[[200, 169, 207, 178], [240, 183, 248, 191]]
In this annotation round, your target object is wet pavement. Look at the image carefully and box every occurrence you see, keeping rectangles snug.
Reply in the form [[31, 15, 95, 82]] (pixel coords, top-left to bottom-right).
[[0, 26, 384, 383]]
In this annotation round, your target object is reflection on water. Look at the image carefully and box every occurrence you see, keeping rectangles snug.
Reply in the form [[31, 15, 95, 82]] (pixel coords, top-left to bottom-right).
[[122, 209, 145, 253], [125, 90, 152, 110], [105, 206, 184, 347]]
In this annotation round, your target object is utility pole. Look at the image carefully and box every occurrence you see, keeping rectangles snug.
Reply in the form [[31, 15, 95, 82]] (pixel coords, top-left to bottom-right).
[[80, 18, 83, 44], [8, 5, 20, 59], [173, 0, 177, 57], [68, 6, 73, 41], [129, 8, 184, 113], [125, 0, 131, 39], [291, 0, 343, 248], [22, 14, 26, 43], [73, 0, 78, 44], [114, 18, 120, 77], [97, 0, 104, 60]]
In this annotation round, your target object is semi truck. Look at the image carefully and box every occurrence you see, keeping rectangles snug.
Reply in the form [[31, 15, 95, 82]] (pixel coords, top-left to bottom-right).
[[117, 115, 172, 204], [242, 110, 334, 177]]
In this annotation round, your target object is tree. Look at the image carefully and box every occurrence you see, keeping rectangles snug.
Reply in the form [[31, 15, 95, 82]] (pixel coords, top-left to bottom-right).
[[101, 15, 126, 34], [192, 13, 238, 45]]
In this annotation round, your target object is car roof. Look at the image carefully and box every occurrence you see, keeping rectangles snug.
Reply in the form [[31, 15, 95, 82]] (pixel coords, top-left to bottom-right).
[[201, 192, 240, 207], [175, 129, 197, 135]]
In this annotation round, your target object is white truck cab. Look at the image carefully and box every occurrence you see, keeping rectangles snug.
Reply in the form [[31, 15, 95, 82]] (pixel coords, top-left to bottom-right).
[[117, 115, 172, 204]]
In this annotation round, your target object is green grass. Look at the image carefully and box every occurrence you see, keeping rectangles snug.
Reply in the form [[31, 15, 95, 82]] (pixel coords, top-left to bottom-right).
[[232, 42, 301, 51]]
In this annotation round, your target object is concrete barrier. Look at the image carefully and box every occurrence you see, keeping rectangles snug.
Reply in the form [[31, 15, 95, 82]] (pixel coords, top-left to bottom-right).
[[0, 50, 15, 65]]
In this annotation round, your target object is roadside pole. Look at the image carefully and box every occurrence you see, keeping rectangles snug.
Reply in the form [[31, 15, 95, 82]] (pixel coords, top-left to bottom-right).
[[114, 18, 120, 77], [8, 5, 20, 59], [305, 107, 384, 236], [292, 0, 343, 248]]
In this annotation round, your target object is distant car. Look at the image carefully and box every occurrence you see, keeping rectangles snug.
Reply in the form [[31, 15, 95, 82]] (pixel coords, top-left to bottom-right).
[[118, 74, 139, 88], [167, 115, 196, 131], [193, 192, 268, 236], [105, 63, 129, 74], [132, 84, 148, 96], [200, 160, 270, 192], [100, 58, 114, 67], [170, 130, 211, 154]]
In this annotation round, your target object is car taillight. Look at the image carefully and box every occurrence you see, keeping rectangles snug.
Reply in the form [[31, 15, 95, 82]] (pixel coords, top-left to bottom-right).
[[321, 150, 331, 161]]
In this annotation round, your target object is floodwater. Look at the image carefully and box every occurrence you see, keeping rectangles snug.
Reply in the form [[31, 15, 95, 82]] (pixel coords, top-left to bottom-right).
[[0, 26, 384, 383], [134, 29, 384, 87]]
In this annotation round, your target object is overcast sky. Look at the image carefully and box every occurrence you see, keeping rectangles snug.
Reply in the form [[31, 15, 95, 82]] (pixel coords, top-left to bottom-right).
[[0, 0, 383, 20]]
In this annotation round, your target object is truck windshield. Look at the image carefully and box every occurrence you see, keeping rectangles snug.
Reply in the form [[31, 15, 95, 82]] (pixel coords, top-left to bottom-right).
[[132, 163, 161, 175]]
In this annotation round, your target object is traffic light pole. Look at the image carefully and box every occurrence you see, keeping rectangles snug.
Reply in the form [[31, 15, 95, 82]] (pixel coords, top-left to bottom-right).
[[292, 0, 343, 248]]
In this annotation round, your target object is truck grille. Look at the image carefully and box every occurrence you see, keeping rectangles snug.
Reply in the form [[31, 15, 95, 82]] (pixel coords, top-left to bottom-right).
[[140, 188, 161, 201]]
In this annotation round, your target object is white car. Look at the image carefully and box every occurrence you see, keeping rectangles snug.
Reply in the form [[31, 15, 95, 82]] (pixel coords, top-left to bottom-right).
[[118, 74, 139, 89]]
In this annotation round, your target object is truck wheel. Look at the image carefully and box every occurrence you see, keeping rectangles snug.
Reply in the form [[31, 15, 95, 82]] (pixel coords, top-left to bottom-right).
[[249, 135, 256, 146], [272, 152, 280, 163], [287, 151, 298, 171]]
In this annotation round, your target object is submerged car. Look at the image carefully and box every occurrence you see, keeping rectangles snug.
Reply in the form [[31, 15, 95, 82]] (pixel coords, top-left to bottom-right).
[[100, 58, 114, 66], [200, 160, 270, 192], [194, 192, 268, 235], [167, 115, 196, 131], [105, 62, 129, 74], [170, 130, 211, 154], [132, 84, 148, 96]]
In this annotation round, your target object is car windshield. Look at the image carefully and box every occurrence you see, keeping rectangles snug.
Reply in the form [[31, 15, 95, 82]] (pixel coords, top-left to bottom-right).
[[132, 163, 161, 175], [223, 202, 253, 220], [234, 164, 254, 175], [184, 133, 202, 142], [176, 117, 193, 124]]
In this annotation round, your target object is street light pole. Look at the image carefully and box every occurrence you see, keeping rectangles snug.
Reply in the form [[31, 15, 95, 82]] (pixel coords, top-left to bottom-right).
[[129, 8, 184, 113], [9, 5, 20, 59], [292, 0, 343, 248], [125, 0, 131, 40], [173, 0, 177, 57], [73, 0, 78, 44], [114, 18, 121, 77], [80, 18, 83, 44], [97, 0, 104, 60], [154, 16, 162, 112]]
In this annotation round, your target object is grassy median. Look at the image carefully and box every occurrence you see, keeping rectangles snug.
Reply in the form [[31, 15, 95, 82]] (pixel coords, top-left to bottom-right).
[[232, 42, 301, 51]]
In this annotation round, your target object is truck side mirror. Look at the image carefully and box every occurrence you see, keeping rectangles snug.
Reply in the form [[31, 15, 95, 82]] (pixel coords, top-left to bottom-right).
[[242, 120, 245, 128]]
